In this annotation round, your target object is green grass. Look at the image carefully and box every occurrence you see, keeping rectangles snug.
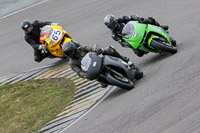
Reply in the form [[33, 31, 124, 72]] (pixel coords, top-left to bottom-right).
[[0, 78, 77, 133]]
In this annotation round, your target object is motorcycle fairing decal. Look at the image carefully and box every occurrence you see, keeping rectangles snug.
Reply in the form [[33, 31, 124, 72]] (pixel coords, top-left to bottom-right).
[[40, 30, 50, 39], [50, 41, 54, 45], [133, 32, 138, 37], [148, 35, 158, 49], [46, 39, 50, 43], [93, 62, 97, 67]]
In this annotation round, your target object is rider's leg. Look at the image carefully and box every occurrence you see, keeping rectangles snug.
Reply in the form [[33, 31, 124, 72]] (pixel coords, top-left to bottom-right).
[[34, 49, 49, 62], [104, 45, 129, 62]]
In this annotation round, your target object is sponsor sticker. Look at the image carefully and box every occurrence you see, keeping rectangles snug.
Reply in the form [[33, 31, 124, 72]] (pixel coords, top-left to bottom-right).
[[46, 39, 50, 43], [133, 32, 138, 37], [50, 41, 54, 45], [93, 62, 97, 67]]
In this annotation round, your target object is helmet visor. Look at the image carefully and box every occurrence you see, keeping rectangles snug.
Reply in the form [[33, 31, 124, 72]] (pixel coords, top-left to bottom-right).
[[106, 20, 117, 30], [26, 26, 33, 33], [23, 25, 33, 33]]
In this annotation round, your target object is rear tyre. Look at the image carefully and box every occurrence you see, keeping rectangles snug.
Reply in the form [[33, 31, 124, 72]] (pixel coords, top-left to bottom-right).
[[151, 39, 177, 54], [106, 70, 134, 90]]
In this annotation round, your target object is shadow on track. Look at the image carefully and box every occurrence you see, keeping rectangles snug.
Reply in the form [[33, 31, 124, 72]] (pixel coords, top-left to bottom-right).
[[137, 42, 182, 68], [137, 53, 175, 68]]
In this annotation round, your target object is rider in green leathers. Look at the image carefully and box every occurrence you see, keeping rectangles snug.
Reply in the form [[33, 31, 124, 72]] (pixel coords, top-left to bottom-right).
[[104, 14, 168, 57]]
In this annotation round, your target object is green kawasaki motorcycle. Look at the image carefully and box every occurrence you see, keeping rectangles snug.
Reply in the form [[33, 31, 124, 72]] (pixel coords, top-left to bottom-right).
[[122, 21, 177, 54]]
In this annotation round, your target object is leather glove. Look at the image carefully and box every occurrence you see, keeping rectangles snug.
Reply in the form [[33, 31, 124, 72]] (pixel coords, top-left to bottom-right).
[[38, 44, 46, 50], [132, 48, 145, 57], [95, 48, 104, 55], [120, 41, 131, 48]]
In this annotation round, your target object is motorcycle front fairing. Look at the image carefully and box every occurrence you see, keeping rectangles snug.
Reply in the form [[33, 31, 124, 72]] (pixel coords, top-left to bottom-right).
[[122, 21, 155, 52], [40, 25, 68, 57], [122, 21, 172, 53], [103, 56, 136, 81], [122, 21, 146, 49], [81, 53, 103, 80], [146, 24, 172, 45]]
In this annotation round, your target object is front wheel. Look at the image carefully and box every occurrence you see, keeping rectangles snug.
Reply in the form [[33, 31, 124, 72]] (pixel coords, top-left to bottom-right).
[[151, 39, 177, 54], [105, 70, 134, 90]]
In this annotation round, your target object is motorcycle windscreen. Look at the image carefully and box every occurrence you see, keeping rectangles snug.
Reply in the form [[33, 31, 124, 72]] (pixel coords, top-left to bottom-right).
[[122, 22, 135, 39], [122, 21, 146, 49], [81, 52, 103, 80], [40, 26, 53, 43]]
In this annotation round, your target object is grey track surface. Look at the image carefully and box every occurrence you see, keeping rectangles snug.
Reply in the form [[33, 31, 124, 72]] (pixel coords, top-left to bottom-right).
[[1, 0, 200, 133]]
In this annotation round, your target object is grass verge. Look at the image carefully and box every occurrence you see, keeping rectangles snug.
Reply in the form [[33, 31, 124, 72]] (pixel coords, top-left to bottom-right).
[[0, 78, 77, 133]]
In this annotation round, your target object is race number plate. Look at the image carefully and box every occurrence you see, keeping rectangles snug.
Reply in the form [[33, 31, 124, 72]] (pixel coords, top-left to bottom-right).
[[50, 29, 63, 43]]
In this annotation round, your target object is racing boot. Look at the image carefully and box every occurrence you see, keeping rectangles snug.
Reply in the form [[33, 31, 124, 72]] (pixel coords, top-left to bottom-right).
[[120, 56, 129, 63], [105, 45, 129, 62]]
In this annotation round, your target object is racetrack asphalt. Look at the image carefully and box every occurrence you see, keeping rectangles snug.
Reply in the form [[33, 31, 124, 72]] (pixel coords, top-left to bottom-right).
[[1, 0, 200, 133]]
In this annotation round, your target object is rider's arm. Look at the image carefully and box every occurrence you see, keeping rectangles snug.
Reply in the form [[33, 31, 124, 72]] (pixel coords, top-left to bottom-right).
[[118, 15, 158, 25], [121, 14, 155, 24], [129, 15, 145, 22], [77, 44, 98, 53], [130, 15, 160, 26], [111, 31, 123, 42], [117, 16, 131, 23], [72, 40, 81, 48], [118, 15, 144, 23], [111, 31, 131, 48], [33, 20, 52, 28], [25, 35, 41, 49], [69, 61, 86, 78]]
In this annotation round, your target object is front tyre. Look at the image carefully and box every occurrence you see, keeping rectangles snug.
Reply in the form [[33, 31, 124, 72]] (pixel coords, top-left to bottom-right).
[[105, 70, 134, 90], [151, 39, 177, 54]]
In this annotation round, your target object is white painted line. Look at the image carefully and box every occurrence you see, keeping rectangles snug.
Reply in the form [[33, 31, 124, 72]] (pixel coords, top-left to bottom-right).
[[60, 86, 116, 133], [0, 0, 49, 19]]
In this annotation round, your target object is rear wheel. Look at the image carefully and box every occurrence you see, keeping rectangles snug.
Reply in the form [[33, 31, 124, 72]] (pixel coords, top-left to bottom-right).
[[151, 39, 177, 54], [105, 70, 134, 90]]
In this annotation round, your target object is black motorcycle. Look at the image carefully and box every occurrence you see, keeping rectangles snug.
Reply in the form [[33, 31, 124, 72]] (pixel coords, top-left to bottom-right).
[[81, 52, 143, 90]]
